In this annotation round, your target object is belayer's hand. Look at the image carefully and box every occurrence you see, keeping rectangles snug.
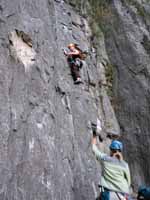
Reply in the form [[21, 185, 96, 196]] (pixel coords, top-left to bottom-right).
[[93, 130, 97, 137], [63, 49, 68, 56], [92, 133, 97, 145]]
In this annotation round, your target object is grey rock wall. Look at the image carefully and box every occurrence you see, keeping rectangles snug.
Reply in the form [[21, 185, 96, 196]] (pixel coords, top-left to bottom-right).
[[103, 0, 150, 189], [0, 0, 119, 199]]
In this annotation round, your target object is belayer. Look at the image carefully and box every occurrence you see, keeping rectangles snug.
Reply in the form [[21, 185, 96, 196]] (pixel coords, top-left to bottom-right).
[[64, 43, 86, 84], [91, 131, 131, 200]]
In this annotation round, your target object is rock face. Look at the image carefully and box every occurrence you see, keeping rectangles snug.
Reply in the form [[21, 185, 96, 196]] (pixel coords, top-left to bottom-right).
[[103, 0, 150, 189], [1, 0, 149, 198], [0, 0, 119, 199]]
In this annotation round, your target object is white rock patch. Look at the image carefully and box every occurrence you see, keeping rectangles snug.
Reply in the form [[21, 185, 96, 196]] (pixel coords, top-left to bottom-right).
[[9, 31, 36, 72]]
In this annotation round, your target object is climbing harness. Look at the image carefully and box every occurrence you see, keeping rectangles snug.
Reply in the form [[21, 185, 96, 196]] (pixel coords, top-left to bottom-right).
[[115, 192, 128, 200], [67, 57, 82, 69], [75, 58, 83, 68], [99, 187, 128, 200]]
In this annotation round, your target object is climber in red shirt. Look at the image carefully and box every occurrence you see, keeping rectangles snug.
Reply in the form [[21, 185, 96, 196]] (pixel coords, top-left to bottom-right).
[[64, 43, 83, 84]]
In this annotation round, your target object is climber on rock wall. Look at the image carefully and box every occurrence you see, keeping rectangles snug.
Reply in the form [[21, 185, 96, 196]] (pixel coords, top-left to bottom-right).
[[92, 132, 131, 200], [64, 43, 84, 84], [137, 186, 150, 200]]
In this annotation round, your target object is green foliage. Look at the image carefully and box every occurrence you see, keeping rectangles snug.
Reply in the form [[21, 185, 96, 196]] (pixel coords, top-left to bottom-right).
[[105, 63, 113, 85], [68, 0, 81, 7], [68, 0, 111, 25], [105, 63, 114, 98], [126, 0, 149, 18], [89, 20, 103, 39], [86, 0, 112, 39], [134, 3, 146, 17], [137, 6, 146, 17], [88, 0, 111, 20], [67, 0, 82, 12]]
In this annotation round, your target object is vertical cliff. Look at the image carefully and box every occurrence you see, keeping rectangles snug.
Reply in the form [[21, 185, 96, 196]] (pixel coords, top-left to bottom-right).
[[0, 0, 119, 199], [1, 0, 149, 198], [68, 0, 150, 192], [102, 0, 150, 188]]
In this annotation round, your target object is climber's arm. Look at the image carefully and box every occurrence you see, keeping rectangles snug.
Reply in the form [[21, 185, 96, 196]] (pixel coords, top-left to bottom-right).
[[66, 49, 80, 56], [92, 135, 106, 160]]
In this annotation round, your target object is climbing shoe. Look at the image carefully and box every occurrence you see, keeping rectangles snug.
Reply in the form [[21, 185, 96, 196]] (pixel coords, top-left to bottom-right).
[[74, 77, 82, 84]]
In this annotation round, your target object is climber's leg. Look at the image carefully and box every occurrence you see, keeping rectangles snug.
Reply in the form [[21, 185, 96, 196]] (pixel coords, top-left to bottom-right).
[[70, 64, 82, 84], [71, 64, 80, 80]]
